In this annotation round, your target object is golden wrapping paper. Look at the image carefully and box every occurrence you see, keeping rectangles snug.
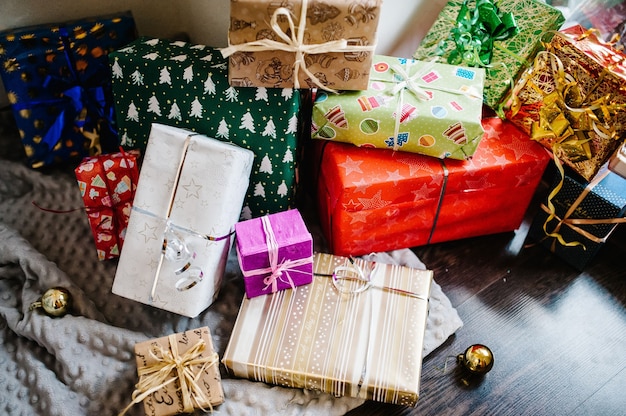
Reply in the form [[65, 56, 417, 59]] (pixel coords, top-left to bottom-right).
[[223, 252, 433, 406], [129, 327, 224, 416], [223, 0, 381, 90], [505, 25, 626, 181]]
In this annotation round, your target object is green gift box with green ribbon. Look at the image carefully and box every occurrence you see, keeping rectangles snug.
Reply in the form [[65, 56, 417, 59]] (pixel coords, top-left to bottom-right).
[[414, 0, 564, 111], [109, 37, 302, 218], [311, 55, 485, 160]]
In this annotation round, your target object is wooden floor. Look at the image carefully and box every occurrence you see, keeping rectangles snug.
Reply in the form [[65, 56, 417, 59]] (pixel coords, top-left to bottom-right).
[[347, 177, 626, 416]]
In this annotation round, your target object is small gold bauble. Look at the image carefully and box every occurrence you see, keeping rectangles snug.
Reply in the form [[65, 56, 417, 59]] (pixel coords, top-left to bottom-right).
[[29, 287, 72, 317], [457, 344, 494, 375]]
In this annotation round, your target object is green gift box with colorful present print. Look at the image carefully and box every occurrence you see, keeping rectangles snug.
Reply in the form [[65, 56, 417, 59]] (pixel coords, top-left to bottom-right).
[[311, 55, 485, 160], [413, 0, 564, 111], [109, 37, 302, 218]]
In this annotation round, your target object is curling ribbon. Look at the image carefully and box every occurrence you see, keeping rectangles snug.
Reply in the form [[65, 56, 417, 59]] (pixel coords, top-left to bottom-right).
[[118, 335, 218, 416], [506, 42, 625, 237], [539, 165, 626, 251], [220, 0, 375, 92], [508, 50, 621, 162], [240, 215, 313, 293], [316, 257, 429, 299], [141, 135, 234, 301]]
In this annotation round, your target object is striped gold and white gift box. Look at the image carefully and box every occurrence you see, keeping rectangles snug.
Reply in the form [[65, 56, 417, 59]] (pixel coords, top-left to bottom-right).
[[222, 252, 432, 406]]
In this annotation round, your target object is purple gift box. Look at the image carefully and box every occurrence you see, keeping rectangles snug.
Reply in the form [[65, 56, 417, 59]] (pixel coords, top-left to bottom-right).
[[235, 209, 313, 298]]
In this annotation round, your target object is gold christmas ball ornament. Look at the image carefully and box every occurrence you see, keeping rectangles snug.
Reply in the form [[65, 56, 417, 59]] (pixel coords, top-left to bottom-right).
[[29, 287, 72, 317], [457, 344, 494, 375]]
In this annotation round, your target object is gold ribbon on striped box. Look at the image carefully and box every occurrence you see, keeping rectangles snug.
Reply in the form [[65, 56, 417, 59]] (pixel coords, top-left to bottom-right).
[[223, 252, 432, 406]]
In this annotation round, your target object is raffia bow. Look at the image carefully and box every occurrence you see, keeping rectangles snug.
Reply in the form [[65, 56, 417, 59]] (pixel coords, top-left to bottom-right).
[[118, 336, 219, 415], [220, 0, 375, 91]]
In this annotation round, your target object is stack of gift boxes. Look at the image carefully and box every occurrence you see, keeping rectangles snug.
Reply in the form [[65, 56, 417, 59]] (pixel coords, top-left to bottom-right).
[[3, 0, 626, 413]]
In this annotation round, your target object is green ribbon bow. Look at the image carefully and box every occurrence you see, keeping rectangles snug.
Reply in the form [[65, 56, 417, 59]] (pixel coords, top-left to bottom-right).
[[437, 0, 519, 67]]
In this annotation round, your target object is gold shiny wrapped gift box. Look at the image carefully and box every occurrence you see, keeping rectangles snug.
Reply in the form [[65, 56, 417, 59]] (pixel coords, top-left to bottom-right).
[[222, 0, 382, 90], [223, 252, 433, 406], [505, 25, 626, 181]]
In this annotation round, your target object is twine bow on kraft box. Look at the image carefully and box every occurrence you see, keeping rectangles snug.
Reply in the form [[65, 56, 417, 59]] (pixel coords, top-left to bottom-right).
[[221, 0, 382, 91], [120, 327, 224, 416], [112, 123, 255, 318], [223, 252, 433, 406]]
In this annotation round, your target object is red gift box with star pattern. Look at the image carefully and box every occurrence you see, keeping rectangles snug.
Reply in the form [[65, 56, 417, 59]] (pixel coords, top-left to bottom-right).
[[315, 117, 551, 256], [75, 149, 139, 260]]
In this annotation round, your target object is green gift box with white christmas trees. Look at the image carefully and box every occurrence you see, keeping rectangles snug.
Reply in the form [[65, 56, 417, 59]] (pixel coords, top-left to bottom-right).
[[109, 37, 302, 218]]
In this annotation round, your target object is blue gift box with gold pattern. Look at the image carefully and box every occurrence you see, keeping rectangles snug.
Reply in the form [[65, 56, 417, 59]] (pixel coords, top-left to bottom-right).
[[0, 12, 136, 168]]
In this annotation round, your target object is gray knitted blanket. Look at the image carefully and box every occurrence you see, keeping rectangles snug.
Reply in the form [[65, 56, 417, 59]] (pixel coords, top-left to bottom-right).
[[0, 130, 462, 415]]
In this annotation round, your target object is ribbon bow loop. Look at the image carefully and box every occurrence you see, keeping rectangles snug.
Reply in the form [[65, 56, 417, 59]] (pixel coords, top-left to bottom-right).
[[240, 214, 313, 294], [327, 257, 430, 301], [119, 335, 219, 416], [390, 64, 432, 101], [221, 0, 375, 91], [442, 0, 519, 67]]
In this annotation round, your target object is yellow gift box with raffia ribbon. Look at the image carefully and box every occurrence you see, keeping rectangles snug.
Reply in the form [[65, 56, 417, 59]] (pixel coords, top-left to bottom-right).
[[223, 252, 433, 406], [505, 25, 626, 181], [120, 327, 224, 416]]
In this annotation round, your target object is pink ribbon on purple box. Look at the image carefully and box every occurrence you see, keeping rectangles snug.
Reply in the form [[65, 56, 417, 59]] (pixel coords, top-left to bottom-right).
[[242, 215, 313, 294]]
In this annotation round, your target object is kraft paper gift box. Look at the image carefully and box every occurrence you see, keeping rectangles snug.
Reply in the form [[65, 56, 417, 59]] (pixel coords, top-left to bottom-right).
[[413, 0, 564, 110], [75, 149, 139, 261], [122, 327, 224, 416], [315, 117, 551, 257], [221, 0, 382, 91], [526, 166, 626, 270], [112, 123, 254, 317], [223, 252, 432, 406], [235, 208, 313, 298], [109, 37, 302, 218], [0, 11, 137, 168], [504, 25, 626, 181], [311, 55, 485, 160]]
